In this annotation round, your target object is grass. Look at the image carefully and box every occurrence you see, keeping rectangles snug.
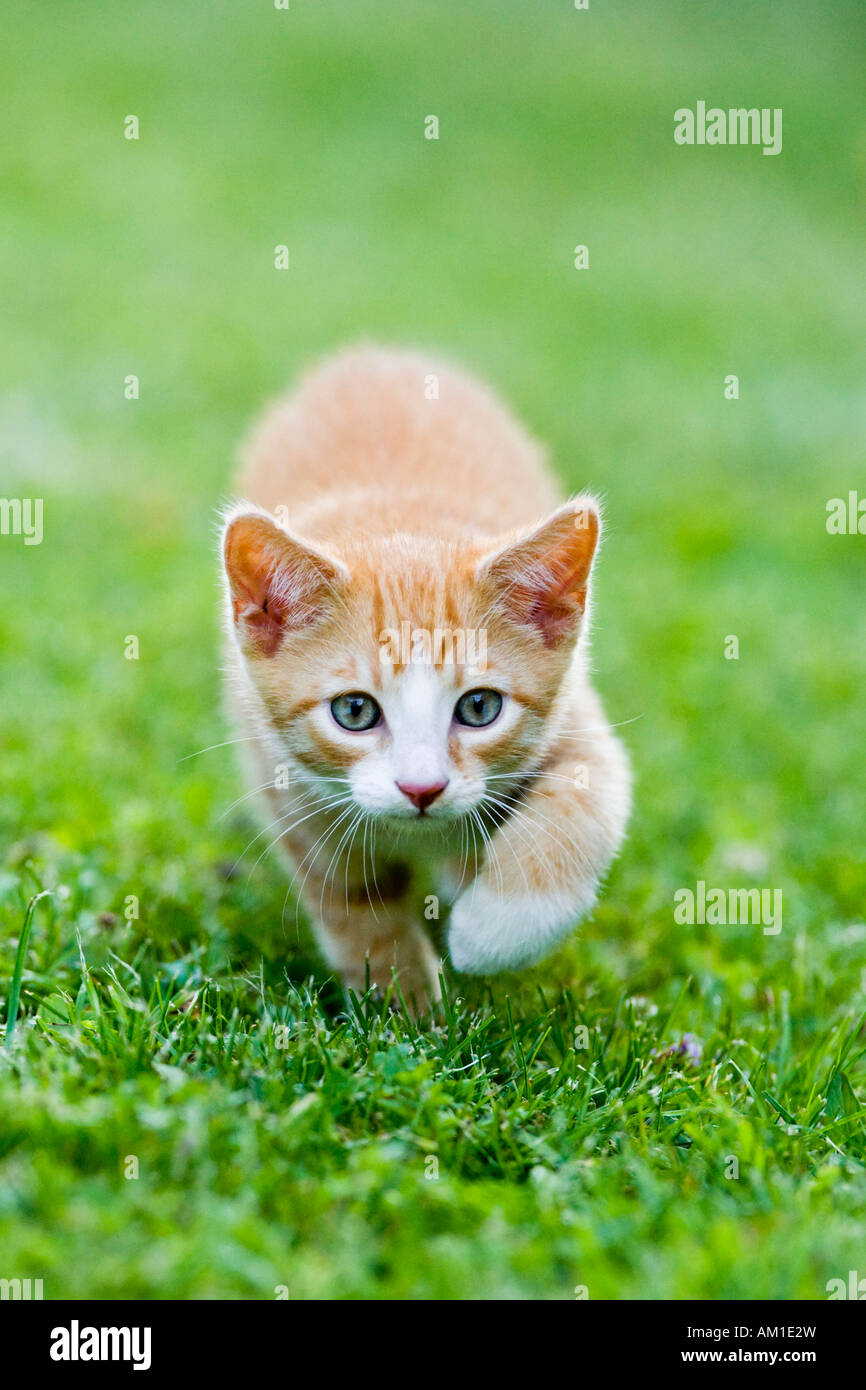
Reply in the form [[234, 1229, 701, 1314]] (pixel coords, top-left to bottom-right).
[[1, 0, 865, 1299]]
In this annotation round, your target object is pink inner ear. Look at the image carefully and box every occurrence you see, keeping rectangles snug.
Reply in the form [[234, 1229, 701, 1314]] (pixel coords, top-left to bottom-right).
[[507, 567, 587, 647], [225, 518, 326, 658], [231, 565, 291, 657], [526, 586, 585, 647], [487, 508, 598, 648]]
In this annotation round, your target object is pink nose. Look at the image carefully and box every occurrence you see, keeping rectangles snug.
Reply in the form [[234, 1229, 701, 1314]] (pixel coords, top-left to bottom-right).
[[396, 780, 449, 813]]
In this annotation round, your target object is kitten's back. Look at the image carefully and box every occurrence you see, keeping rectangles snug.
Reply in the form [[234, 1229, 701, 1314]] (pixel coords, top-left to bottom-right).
[[238, 346, 561, 542]]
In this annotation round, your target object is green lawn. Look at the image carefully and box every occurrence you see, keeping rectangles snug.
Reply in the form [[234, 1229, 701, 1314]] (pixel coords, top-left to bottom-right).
[[1, 0, 864, 1299]]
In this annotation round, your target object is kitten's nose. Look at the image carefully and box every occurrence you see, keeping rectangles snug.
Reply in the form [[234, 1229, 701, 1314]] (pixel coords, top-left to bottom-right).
[[396, 780, 449, 814]]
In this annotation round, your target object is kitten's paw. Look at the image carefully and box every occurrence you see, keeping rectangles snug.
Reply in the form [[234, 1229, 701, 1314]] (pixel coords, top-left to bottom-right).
[[447, 882, 596, 975], [341, 936, 442, 1016], [389, 957, 443, 1015]]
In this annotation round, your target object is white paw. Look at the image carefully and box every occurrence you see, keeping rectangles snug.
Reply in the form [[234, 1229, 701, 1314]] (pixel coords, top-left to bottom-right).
[[447, 881, 596, 975]]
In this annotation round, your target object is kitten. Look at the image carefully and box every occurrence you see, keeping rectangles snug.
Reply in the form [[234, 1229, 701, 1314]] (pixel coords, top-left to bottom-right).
[[221, 346, 630, 1010]]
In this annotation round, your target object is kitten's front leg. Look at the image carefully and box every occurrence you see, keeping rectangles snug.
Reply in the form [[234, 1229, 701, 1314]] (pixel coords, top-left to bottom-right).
[[447, 716, 631, 975], [316, 890, 442, 1014], [282, 820, 441, 1012]]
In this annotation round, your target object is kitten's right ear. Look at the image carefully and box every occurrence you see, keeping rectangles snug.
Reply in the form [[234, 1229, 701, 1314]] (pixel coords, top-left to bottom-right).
[[222, 510, 348, 658]]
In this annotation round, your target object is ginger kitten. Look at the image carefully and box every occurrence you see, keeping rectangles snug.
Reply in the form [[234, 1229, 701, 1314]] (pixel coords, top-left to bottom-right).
[[221, 346, 630, 1010]]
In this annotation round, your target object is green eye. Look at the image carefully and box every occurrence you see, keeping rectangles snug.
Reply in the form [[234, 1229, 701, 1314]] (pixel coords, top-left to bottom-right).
[[454, 689, 503, 728], [331, 692, 381, 731]]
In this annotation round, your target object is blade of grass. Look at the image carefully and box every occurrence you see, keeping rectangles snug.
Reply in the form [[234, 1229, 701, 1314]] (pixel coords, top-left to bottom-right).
[[4, 890, 53, 1048]]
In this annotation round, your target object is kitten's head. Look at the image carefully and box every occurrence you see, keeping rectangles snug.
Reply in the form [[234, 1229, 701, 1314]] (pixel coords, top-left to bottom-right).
[[221, 499, 600, 825]]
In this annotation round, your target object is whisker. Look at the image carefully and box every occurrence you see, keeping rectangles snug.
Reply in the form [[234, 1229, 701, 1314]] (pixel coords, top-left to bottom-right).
[[469, 806, 503, 898], [245, 793, 353, 883], [452, 813, 470, 901], [483, 788, 594, 880], [342, 811, 367, 915], [481, 796, 540, 895], [549, 713, 646, 737], [370, 818, 384, 908], [317, 805, 365, 919], [284, 802, 359, 931], [179, 734, 268, 763], [217, 777, 292, 823], [482, 792, 560, 886], [236, 790, 351, 880], [485, 769, 609, 792], [467, 809, 480, 898], [360, 814, 380, 921]]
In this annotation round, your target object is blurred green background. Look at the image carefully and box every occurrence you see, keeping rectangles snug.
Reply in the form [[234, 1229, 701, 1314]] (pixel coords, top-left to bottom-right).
[[1, 0, 864, 1300]]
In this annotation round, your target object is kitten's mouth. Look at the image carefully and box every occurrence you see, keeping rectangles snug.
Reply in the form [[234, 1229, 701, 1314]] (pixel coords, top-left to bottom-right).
[[382, 806, 456, 826]]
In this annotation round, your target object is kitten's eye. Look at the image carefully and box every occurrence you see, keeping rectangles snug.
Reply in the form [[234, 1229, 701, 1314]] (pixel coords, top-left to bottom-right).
[[330, 692, 382, 732], [454, 688, 503, 728]]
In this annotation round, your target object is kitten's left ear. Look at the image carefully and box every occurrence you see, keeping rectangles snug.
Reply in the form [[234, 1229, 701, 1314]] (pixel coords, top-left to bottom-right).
[[477, 498, 600, 647]]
